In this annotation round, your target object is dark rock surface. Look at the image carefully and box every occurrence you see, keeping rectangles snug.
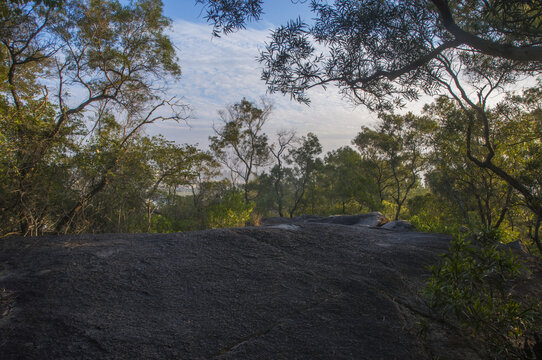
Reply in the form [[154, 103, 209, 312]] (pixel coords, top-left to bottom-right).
[[262, 212, 389, 227], [314, 212, 389, 227], [1, 221, 485, 359], [381, 220, 415, 231]]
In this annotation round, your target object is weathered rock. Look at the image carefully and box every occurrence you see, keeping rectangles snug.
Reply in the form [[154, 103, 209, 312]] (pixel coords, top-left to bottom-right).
[[300, 212, 389, 227], [261, 215, 326, 225], [266, 224, 300, 231], [0, 224, 513, 359], [355, 211, 390, 226], [381, 220, 415, 231], [263, 213, 389, 227], [293, 214, 326, 223], [499, 240, 529, 254]]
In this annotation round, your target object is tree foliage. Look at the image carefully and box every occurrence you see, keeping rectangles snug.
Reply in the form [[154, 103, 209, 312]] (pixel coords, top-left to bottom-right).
[[209, 98, 272, 203], [0, 0, 187, 235], [322, 146, 379, 214], [196, 0, 542, 252], [197, 0, 541, 109], [425, 235, 541, 359], [425, 88, 542, 253], [207, 188, 253, 228], [195, 0, 263, 37], [353, 113, 435, 220], [284, 132, 322, 217], [426, 97, 514, 233]]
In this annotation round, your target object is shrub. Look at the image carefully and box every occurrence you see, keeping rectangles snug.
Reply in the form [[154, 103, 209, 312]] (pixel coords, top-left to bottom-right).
[[409, 210, 461, 234], [207, 190, 253, 229], [150, 214, 173, 233], [425, 235, 541, 359]]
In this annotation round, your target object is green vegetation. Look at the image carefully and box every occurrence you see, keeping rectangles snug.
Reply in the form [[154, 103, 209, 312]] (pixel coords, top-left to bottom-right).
[[197, 0, 542, 253], [2, 0, 541, 356], [207, 189, 253, 229], [1, 0, 539, 250], [425, 234, 541, 359], [0, 0, 187, 234], [195, 2, 542, 355]]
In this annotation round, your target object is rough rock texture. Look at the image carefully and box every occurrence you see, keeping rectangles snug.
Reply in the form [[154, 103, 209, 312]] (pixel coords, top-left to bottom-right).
[[0, 220, 494, 359], [316, 212, 389, 227], [262, 212, 389, 227], [381, 220, 415, 231]]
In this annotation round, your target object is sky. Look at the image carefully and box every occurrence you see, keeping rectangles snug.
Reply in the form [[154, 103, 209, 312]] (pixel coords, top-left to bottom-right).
[[144, 0, 380, 152]]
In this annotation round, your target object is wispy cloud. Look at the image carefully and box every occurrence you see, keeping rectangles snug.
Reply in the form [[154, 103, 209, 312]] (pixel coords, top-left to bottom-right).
[[148, 20, 377, 152]]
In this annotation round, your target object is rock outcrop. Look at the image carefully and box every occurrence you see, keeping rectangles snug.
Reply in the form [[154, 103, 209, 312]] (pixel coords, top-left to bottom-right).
[[262, 212, 390, 227], [0, 218, 508, 359], [381, 220, 415, 231]]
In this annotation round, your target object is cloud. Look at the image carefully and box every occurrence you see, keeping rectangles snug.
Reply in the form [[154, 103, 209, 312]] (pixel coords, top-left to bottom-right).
[[148, 20, 377, 152]]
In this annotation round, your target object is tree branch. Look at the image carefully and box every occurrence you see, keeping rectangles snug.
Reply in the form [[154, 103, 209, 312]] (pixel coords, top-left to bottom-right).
[[431, 0, 542, 62]]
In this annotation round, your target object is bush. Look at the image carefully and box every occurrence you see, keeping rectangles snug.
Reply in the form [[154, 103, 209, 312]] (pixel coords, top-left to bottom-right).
[[407, 193, 463, 234], [409, 210, 461, 234], [150, 214, 173, 233], [207, 190, 253, 229], [425, 235, 541, 359]]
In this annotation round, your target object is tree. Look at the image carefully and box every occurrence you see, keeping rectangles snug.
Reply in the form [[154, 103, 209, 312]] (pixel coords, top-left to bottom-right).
[[80, 134, 156, 233], [53, 100, 187, 234], [425, 236, 541, 359], [322, 146, 378, 214], [185, 153, 221, 229], [353, 113, 434, 220], [197, 0, 541, 109], [285, 132, 322, 218], [207, 188, 254, 228], [141, 138, 214, 232], [268, 129, 297, 217], [493, 87, 542, 251], [426, 91, 542, 253], [0, 0, 187, 235], [425, 97, 516, 235], [209, 98, 272, 204], [196, 0, 542, 251]]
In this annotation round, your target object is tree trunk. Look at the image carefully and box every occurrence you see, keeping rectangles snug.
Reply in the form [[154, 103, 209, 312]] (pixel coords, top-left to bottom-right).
[[55, 177, 108, 233], [533, 212, 542, 256], [394, 203, 402, 221]]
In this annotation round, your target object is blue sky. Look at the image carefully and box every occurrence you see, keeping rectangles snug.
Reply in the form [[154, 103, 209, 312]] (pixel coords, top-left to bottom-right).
[[147, 1, 379, 152], [162, 0, 314, 26]]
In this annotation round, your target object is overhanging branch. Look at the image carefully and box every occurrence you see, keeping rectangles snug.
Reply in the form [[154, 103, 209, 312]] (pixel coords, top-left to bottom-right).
[[431, 0, 542, 62]]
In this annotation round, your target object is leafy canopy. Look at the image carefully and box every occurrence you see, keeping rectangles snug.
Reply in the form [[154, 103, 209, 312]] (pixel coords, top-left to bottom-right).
[[197, 0, 542, 110]]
